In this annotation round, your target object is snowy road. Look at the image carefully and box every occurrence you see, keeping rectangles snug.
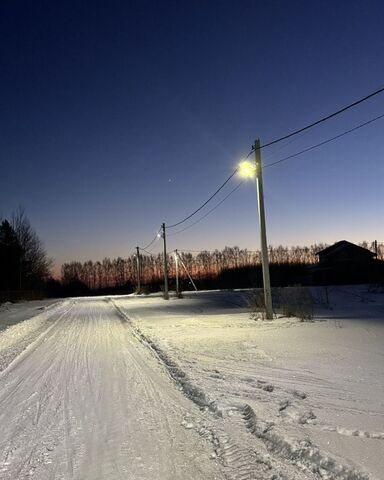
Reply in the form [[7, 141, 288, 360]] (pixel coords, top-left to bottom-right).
[[0, 298, 224, 480]]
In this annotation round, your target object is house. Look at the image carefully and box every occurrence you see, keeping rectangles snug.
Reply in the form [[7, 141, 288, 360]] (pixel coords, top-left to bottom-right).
[[309, 240, 383, 285]]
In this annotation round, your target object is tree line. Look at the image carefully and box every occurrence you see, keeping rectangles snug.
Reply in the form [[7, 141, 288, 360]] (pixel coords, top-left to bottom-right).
[[0, 208, 52, 292], [1, 211, 381, 296], [61, 241, 383, 290]]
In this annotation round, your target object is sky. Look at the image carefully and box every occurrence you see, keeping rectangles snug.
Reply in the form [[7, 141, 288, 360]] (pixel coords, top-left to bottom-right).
[[1, 0, 384, 275]]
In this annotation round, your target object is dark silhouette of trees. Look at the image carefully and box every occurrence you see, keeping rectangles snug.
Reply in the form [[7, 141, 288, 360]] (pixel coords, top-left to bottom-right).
[[60, 241, 382, 293], [0, 209, 52, 292], [59, 245, 314, 290], [0, 220, 22, 290], [12, 208, 52, 289]]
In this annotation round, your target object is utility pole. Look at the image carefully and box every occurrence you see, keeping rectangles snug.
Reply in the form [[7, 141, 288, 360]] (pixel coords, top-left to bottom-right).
[[162, 223, 169, 300], [136, 246, 141, 293], [175, 249, 179, 296], [254, 139, 273, 319]]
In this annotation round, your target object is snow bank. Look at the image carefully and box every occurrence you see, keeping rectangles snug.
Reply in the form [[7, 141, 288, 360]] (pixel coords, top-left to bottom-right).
[[0, 299, 69, 373]]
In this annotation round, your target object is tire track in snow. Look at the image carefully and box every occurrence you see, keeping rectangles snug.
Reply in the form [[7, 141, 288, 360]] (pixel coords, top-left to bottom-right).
[[240, 403, 370, 480], [111, 300, 221, 415]]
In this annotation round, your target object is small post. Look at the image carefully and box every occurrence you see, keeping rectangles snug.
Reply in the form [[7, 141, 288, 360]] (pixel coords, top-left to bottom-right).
[[254, 139, 273, 319], [175, 249, 179, 296], [162, 223, 169, 300], [136, 246, 141, 293]]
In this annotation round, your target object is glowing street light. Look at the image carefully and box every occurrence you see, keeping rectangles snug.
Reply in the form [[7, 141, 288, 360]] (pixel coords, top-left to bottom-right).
[[238, 160, 256, 178], [239, 140, 273, 319]]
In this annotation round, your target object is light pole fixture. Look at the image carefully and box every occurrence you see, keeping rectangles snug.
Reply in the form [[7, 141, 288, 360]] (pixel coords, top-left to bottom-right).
[[239, 139, 273, 319]]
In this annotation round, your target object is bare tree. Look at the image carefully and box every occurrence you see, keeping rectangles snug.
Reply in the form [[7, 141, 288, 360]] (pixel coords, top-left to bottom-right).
[[12, 207, 52, 288]]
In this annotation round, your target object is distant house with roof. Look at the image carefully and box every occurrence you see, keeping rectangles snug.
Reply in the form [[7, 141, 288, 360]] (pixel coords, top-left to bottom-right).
[[308, 240, 384, 285]]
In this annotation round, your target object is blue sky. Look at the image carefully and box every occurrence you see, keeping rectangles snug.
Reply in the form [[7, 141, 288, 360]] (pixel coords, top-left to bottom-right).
[[1, 0, 384, 274]]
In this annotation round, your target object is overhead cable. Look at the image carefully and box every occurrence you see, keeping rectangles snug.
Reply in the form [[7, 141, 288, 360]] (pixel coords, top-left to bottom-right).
[[264, 112, 384, 169], [139, 247, 157, 255], [176, 248, 259, 253], [140, 227, 161, 251], [169, 182, 244, 236], [260, 84, 384, 149], [167, 168, 239, 228]]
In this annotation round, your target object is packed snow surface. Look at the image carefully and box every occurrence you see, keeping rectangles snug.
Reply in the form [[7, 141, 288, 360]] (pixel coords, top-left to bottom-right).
[[0, 286, 383, 479]]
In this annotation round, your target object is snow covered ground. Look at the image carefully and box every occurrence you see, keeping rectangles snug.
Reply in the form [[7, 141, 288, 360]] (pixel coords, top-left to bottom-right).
[[0, 286, 383, 479], [113, 287, 384, 480], [0, 299, 60, 332]]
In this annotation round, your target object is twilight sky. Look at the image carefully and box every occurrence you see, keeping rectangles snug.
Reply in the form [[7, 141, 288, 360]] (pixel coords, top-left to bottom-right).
[[1, 0, 384, 275]]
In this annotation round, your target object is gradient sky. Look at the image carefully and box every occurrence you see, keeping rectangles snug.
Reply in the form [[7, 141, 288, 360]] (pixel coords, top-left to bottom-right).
[[1, 0, 384, 275]]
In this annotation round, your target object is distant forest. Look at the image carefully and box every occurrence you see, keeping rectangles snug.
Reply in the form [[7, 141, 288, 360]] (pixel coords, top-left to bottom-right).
[[61, 242, 384, 293]]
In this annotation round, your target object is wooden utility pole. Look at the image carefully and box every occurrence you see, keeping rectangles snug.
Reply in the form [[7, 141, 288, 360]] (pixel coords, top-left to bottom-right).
[[162, 223, 169, 300], [136, 246, 141, 293], [254, 139, 273, 319]]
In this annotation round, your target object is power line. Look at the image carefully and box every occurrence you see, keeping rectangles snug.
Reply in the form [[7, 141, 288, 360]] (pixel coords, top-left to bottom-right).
[[175, 249, 218, 253], [140, 247, 158, 255], [176, 248, 259, 254], [168, 181, 244, 236], [260, 84, 384, 149], [140, 227, 161, 251], [167, 168, 239, 228], [264, 112, 384, 169]]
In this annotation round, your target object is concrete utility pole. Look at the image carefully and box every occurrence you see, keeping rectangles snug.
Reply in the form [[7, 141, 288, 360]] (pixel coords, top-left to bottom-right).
[[162, 223, 169, 300], [136, 246, 141, 293], [254, 139, 273, 319], [175, 249, 179, 296]]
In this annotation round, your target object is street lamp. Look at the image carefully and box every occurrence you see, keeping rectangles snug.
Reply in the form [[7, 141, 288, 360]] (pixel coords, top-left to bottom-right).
[[238, 160, 256, 178], [239, 139, 273, 319]]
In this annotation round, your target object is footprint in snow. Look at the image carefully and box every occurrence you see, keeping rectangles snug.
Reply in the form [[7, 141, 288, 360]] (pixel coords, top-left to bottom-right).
[[292, 389, 307, 400]]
